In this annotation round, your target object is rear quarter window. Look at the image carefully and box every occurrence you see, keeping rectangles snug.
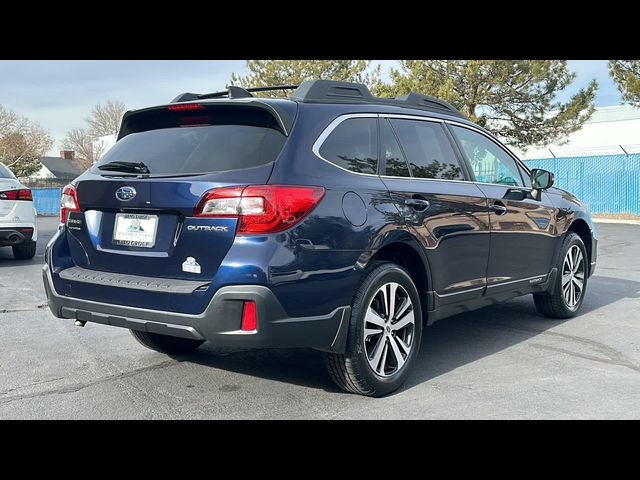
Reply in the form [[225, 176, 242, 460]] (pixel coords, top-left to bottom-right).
[[0, 163, 15, 178], [318, 117, 378, 174]]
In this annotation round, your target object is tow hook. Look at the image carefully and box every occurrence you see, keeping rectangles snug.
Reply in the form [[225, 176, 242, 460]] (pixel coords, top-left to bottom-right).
[[74, 320, 87, 327]]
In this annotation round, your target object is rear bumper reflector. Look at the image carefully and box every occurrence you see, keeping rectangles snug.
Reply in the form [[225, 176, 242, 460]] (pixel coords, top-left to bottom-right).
[[241, 301, 257, 331]]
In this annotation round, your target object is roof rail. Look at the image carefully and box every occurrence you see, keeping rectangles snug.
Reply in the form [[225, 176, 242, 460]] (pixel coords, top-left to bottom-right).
[[171, 80, 465, 118], [291, 79, 465, 118], [171, 85, 299, 103]]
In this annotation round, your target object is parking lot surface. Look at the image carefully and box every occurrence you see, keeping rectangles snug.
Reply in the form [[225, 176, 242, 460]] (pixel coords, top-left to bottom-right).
[[1, 217, 639, 419]]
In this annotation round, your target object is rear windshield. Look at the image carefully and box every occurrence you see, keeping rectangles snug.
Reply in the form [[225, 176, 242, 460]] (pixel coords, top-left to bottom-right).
[[93, 107, 287, 176], [0, 163, 15, 178]]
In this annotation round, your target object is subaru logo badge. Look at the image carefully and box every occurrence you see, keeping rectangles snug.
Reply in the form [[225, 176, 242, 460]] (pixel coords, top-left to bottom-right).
[[115, 186, 136, 201]]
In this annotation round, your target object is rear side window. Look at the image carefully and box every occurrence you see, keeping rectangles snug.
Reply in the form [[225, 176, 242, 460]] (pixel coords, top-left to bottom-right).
[[380, 119, 410, 177], [319, 118, 378, 174], [390, 119, 464, 181], [0, 163, 15, 179], [93, 107, 286, 176]]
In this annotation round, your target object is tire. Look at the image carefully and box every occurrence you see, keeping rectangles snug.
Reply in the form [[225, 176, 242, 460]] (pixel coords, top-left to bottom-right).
[[130, 330, 204, 355], [324, 262, 423, 397], [534, 232, 588, 319], [12, 240, 36, 260]]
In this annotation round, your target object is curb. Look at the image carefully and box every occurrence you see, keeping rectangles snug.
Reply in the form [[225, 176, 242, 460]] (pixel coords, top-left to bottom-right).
[[592, 218, 640, 225]]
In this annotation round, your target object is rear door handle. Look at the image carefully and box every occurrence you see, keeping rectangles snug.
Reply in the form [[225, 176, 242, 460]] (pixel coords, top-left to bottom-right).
[[405, 198, 430, 210], [489, 202, 508, 215]]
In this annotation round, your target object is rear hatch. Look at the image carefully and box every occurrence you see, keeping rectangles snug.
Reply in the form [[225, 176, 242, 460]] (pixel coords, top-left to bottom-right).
[[64, 103, 291, 283]]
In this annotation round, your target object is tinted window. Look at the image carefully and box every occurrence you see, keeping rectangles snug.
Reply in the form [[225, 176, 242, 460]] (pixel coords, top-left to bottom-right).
[[390, 119, 464, 180], [319, 118, 377, 174], [518, 164, 532, 187], [451, 126, 524, 187], [94, 107, 286, 176], [380, 119, 410, 177], [0, 163, 15, 179]]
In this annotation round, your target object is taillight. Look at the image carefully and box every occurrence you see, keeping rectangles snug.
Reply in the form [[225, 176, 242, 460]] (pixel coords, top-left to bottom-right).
[[194, 185, 325, 234], [0, 189, 32, 201], [19, 189, 32, 201], [60, 184, 80, 224]]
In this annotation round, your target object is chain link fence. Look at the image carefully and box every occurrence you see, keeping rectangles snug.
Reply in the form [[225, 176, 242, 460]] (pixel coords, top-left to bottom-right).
[[23, 153, 640, 216], [20, 176, 75, 188], [523, 153, 640, 214]]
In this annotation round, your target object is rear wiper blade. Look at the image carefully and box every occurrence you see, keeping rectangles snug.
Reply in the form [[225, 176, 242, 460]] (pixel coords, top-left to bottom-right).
[[98, 161, 151, 174]]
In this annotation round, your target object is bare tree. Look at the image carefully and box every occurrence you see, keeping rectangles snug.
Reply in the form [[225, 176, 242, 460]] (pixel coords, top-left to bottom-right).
[[0, 105, 54, 177], [86, 100, 127, 137], [62, 128, 106, 170], [0, 105, 19, 132]]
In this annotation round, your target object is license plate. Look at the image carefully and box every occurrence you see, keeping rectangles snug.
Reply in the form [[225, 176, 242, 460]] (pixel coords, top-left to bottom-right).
[[113, 213, 158, 248]]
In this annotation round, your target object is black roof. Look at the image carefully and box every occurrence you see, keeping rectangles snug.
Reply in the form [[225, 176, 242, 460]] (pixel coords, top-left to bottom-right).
[[39, 156, 84, 178]]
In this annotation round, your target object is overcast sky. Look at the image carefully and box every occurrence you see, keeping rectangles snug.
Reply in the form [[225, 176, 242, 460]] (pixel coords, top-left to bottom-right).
[[0, 60, 621, 156]]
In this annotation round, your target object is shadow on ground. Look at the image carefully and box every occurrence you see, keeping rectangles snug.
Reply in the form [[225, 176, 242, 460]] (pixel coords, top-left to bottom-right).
[[173, 274, 640, 394], [0, 251, 43, 267]]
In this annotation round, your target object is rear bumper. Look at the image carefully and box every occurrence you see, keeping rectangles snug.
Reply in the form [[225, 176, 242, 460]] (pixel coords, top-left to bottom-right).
[[0, 227, 34, 247], [42, 265, 350, 353]]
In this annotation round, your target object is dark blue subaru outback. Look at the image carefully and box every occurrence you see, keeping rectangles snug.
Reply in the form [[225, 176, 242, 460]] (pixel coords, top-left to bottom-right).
[[44, 80, 598, 396]]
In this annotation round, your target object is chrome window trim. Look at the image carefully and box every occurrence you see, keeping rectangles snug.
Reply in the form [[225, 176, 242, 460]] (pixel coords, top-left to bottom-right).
[[473, 181, 535, 190], [311, 112, 533, 188], [380, 113, 445, 123], [312, 112, 471, 182], [380, 174, 473, 185], [311, 113, 380, 177]]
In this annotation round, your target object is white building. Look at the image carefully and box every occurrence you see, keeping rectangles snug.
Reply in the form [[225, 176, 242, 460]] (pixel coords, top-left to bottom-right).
[[33, 150, 85, 180], [512, 104, 640, 159], [33, 134, 117, 180]]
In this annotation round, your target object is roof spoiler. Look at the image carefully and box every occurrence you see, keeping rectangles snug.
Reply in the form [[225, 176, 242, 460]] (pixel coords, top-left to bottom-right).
[[171, 85, 299, 103]]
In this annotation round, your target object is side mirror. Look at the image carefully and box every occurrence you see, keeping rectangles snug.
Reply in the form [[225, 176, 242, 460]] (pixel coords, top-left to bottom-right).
[[530, 168, 554, 201], [531, 169, 554, 190]]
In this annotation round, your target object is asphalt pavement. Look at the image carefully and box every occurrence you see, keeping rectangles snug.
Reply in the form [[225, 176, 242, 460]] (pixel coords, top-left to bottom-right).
[[1, 217, 639, 419]]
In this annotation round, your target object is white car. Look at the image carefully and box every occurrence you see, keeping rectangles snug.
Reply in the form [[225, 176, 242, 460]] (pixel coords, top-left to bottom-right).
[[0, 162, 37, 260]]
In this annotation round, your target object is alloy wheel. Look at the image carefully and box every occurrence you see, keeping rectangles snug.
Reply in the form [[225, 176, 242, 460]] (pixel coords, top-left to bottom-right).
[[363, 282, 415, 377], [562, 245, 585, 309]]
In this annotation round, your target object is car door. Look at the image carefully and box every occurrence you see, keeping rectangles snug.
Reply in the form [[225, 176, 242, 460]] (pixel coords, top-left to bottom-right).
[[379, 116, 490, 307], [447, 123, 558, 295]]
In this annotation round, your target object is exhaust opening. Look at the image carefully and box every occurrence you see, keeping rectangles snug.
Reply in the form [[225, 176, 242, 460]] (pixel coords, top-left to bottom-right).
[[9, 234, 22, 245]]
